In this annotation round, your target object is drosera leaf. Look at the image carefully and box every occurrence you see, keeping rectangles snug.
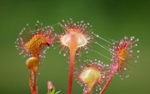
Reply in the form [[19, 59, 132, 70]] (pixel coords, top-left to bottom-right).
[[47, 89, 61, 94], [55, 90, 61, 94], [47, 81, 61, 94]]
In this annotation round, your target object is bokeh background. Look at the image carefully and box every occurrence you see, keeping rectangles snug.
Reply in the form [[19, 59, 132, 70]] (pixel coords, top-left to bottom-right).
[[0, 0, 150, 94]]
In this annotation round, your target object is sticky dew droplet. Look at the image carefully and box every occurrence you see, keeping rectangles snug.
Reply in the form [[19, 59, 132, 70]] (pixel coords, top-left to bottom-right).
[[126, 75, 129, 78], [137, 50, 140, 53]]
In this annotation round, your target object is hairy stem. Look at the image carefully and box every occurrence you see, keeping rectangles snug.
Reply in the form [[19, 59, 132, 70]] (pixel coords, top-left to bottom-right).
[[29, 70, 38, 94], [67, 50, 76, 94], [33, 70, 37, 94], [86, 85, 93, 94], [29, 70, 33, 93], [99, 76, 113, 94], [100, 64, 118, 94], [86, 89, 91, 94]]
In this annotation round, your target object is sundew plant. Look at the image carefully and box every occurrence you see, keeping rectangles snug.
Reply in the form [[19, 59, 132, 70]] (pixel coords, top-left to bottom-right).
[[15, 18, 139, 94]]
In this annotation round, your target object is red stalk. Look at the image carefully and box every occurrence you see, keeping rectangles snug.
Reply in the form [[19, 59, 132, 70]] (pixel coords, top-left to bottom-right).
[[33, 70, 37, 94], [100, 68, 117, 94], [67, 49, 76, 94], [99, 76, 113, 94], [29, 70, 38, 94], [86, 89, 91, 94], [29, 70, 33, 93]]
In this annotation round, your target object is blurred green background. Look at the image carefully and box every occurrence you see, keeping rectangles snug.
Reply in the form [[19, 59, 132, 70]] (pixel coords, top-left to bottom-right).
[[0, 0, 150, 94]]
